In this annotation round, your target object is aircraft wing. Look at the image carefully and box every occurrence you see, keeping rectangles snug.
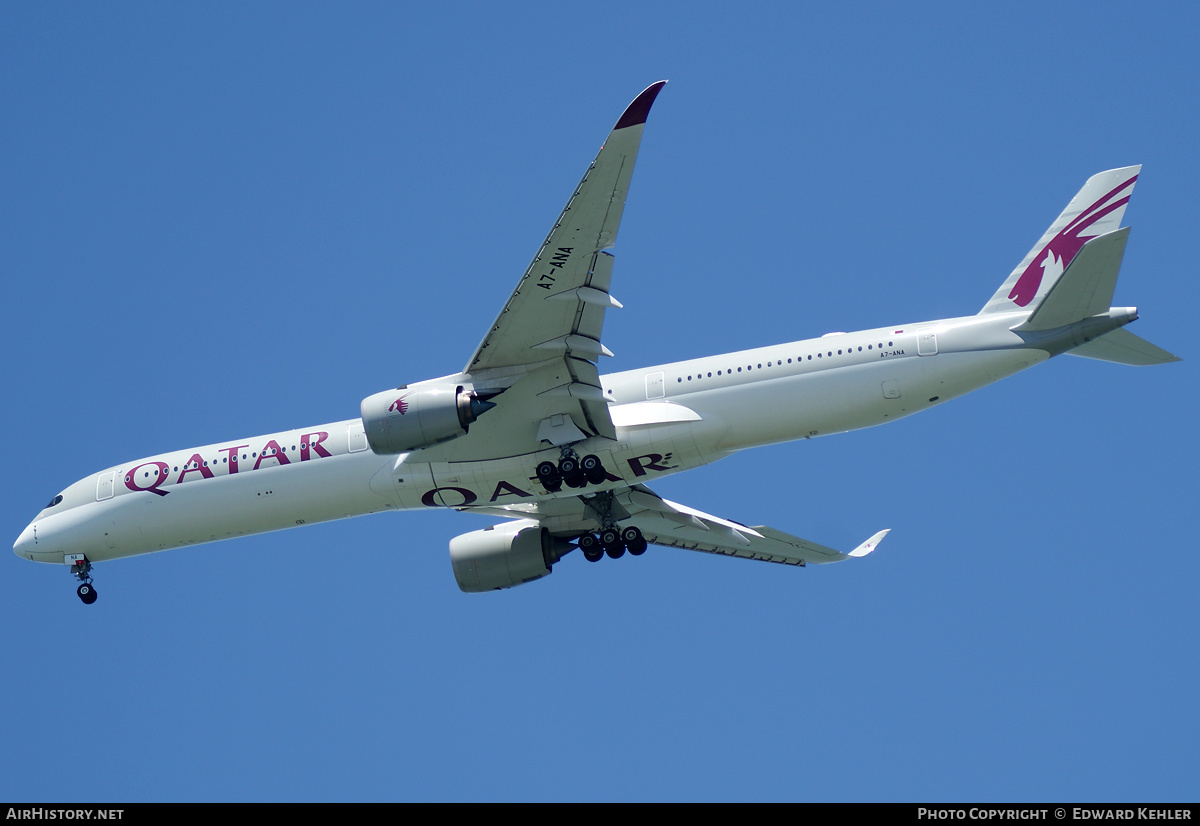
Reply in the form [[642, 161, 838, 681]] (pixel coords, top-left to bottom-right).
[[472, 484, 888, 567], [450, 82, 666, 452], [615, 486, 888, 565]]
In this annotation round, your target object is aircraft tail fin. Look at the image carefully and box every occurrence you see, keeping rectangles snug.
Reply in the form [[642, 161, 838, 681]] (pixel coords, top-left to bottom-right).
[[980, 166, 1140, 315], [998, 220, 1180, 364], [1014, 227, 1128, 331], [1067, 328, 1181, 366]]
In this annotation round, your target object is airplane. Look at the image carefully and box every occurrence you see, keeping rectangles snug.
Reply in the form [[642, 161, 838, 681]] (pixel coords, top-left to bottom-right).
[[13, 81, 1180, 604]]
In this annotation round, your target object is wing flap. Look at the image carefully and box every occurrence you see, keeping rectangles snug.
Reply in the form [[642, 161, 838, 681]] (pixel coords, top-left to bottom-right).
[[552, 356, 616, 441], [572, 251, 615, 345]]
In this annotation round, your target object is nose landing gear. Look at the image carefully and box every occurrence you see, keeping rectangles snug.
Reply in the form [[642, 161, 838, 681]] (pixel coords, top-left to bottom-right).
[[69, 556, 97, 605]]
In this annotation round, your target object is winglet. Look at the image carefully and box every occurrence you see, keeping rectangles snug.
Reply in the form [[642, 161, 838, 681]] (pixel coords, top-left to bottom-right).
[[614, 81, 668, 130], [847, 529, 890, 558]]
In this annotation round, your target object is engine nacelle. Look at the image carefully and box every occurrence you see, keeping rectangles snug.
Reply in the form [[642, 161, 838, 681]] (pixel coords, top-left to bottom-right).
[[449, 520, 573, 593], [360, 383, 494, 454]]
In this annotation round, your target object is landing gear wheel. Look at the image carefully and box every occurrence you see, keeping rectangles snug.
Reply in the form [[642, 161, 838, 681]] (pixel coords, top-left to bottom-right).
[[622, 526, 647, 556], [579, 533, 604, 562], [582, 455, 606, 485], [600, 527, 625, 558], [558, 456, 586, 488], [69, 556, 97, 604], [536, 460, 562, 491]]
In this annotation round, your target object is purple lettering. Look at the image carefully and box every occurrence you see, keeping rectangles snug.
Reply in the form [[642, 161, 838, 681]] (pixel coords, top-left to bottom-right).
[[178, 453, 215, 483], [125, 461, 171, 496], [301, 431, 332, 461], [421, 486, 478, 508], [220, 444, 249, 474], [253, 439, 291, 470], [489, 480, 532, 502], [627, 453, 676, 477]]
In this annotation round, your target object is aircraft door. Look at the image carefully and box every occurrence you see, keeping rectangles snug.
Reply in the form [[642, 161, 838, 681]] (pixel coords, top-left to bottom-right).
[[918, 331, 938, 356], [347, 421, 369, 452], [96, 471, 115, 501], [645, 371, 665, 399]]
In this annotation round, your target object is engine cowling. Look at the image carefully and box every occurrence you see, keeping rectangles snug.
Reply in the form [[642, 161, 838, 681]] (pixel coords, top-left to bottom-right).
[[449, 521, 572, 593], [360, 383, 494, 454]]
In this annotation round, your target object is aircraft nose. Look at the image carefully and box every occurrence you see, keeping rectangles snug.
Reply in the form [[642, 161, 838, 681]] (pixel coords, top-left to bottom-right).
[[14, 522, 36, 560]]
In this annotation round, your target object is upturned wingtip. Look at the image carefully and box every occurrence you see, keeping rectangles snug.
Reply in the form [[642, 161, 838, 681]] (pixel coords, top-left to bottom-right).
[[613, 80, 668, 130], [848, 529, 890, 558]]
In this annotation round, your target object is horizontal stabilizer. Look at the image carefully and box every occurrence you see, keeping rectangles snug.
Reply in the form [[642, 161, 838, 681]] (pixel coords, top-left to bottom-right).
[[1015, 228, 1128, 331], [1067, 328, 1181, 365]]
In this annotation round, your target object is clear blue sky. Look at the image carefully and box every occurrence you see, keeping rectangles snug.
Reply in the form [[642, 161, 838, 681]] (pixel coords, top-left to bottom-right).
[[3, 2, 1197, 802]]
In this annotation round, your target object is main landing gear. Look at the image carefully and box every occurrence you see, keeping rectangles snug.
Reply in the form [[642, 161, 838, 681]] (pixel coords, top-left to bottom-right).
[[536, 449, 607, 492], [70, 556, 97, 605], [578, 525, 647, 562], [537, 452, 647, 562], [574, 487, 648, 562]]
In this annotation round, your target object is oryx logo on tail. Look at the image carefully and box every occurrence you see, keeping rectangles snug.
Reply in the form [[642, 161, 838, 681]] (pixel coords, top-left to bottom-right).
[[1008, 174, 1138, 307]]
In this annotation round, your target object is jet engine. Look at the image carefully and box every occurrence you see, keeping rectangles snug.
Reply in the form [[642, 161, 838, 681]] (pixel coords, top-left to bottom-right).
[[449, 520, 573, 593], [360, 383, 495, 454]]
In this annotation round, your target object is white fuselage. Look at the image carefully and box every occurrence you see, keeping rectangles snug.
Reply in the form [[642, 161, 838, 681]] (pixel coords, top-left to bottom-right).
[[14, 309, 1051, 565]]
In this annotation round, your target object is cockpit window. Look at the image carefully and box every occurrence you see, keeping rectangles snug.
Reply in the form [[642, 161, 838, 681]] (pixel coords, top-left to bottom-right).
[[46, 494, 64, 508]]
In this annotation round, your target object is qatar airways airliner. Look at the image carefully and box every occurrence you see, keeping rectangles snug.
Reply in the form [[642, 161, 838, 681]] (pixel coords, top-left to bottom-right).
[[14, 82, 1179, 603]]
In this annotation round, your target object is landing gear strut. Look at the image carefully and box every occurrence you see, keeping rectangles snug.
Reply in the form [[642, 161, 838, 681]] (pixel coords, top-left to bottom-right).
[[70, 556, 97, 605], [575, 491, 646, 562]]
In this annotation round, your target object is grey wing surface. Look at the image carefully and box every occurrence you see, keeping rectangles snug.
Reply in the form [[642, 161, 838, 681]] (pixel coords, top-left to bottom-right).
[[473, 484, 888, 566], [422, 82, 667, 462]]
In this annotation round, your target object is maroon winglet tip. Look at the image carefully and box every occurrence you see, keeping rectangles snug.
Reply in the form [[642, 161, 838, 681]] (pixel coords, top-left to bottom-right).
[[613, 80, 667, 130]]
